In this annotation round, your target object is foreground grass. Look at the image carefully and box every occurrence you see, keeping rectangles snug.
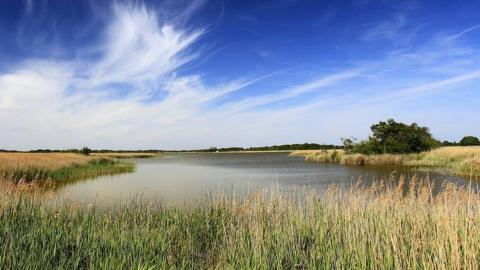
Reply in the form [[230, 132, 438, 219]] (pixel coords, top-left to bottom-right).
[[1, 178, 480, 269], [292, 146, 480, 178], [0, 153, 134, 183]]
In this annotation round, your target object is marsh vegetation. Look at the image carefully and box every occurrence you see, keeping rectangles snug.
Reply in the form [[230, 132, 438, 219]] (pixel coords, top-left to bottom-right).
[[0, 153, 134, 183], [293, 146, 480, 178], [1, 177, 479, 269]]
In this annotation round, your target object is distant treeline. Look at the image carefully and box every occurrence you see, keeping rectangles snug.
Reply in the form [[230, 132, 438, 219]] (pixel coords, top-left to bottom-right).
[[2, 135, 478, 154], [0, 143, 342, 153], [188, 143, 343, 152], [441, 136, 480, 146]]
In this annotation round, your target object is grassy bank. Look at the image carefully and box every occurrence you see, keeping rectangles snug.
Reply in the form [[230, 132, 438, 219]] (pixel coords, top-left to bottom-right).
[[1, 178, 479, 269], [408, 147, 480, 177], [0, 153, 134, 183], [292, 146, 480, 178]]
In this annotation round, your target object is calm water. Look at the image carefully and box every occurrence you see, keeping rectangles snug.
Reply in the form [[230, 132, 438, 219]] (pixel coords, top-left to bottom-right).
[[52, 152, 471, 206]]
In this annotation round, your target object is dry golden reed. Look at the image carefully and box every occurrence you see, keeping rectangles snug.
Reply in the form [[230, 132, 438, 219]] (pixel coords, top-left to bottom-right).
[[0, 152, 96, 171], [0, 152, 134, 183]]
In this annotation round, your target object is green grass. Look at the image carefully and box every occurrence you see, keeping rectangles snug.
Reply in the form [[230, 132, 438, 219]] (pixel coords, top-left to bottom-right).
[[1, 159, 134, 183], [1, 178, 479, 269]]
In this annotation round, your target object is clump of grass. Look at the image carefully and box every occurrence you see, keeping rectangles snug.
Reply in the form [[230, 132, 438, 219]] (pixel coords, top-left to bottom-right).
[[303, 149, 344, 163], [289, 150, 336, 156], [1, 177, 480, 269], [340, 153, 416, 166], [454, 156, 480, 177], [0, 153, 134, 183]]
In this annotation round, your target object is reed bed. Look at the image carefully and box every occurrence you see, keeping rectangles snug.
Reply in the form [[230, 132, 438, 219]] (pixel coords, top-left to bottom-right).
[[0, 153, 96, 171], [1, 177, 479, 269], [409, 146, 480, 176], [289, 150, 334, 156], [0, 152, 134, 183], [340, 153, 415, 166], [301, 150, 344, 163]]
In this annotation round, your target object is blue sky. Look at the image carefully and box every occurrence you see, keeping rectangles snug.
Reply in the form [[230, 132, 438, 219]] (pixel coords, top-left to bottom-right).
[[0, 0, 479, 150]]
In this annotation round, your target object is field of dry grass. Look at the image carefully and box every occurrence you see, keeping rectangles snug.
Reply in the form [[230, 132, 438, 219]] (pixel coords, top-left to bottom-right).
[[0, 152, 96, 171], [0, 152, 133, 183]]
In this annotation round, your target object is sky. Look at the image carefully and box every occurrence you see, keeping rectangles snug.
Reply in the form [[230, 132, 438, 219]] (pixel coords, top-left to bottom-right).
[[0, 0, 479, 150]]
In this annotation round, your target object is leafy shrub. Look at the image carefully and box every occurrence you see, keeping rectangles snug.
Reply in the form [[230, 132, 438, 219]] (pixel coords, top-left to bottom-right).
[[80, 146, 92, 155], [352, 119, 439, 154], [460, 136, 480, 146]]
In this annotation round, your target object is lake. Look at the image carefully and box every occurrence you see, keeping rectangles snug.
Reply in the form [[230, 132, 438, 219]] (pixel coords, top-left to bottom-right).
[[51, 152, 472, 206]]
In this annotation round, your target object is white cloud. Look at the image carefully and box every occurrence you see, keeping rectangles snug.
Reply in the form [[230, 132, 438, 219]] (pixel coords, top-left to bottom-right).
[[0, 3, 479, 150], [0, 3, 279, 149], [79, 4, 203, 92]]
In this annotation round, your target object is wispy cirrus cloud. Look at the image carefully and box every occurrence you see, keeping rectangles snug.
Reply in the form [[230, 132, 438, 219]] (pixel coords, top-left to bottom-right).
[[361, 14, 409, 42], [222, 69, 362, 113], [444, 24, 480, 41]]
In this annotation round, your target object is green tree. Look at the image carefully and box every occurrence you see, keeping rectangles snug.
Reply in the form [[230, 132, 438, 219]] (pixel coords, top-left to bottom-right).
[[80, 146, 92, 155], [459, 136, 480, 146], [354, 119, 439, 154], [441, 140, 458, 146], [341, 137, 355, 154]]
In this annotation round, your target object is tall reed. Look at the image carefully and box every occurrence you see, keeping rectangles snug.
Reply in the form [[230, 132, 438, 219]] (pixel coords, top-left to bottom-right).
[[1, 177, 479, 269]]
